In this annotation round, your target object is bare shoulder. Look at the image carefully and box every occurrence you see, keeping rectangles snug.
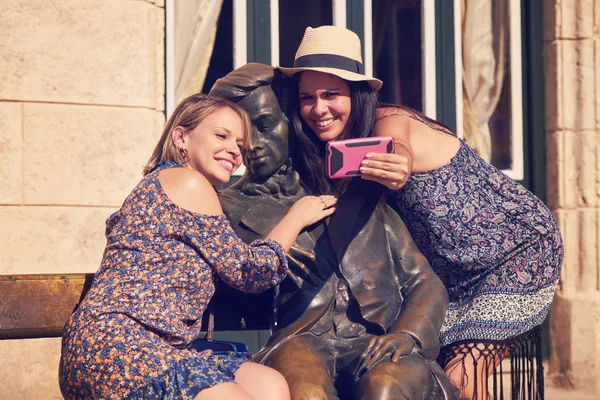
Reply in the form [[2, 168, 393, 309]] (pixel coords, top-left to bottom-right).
[[373, 107, 412, 141], [374, 106, 456, 139], [158, 167, 223, 216]]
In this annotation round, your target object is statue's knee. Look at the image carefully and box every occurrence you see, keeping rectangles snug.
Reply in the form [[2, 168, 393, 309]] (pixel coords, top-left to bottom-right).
[[288, 382, 336, 400], [357, 357, 433, 400]]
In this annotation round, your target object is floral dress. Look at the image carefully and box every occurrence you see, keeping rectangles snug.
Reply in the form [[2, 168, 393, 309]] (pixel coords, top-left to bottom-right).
[[59, 160, 287, 400], [387, 137, 563, 348]]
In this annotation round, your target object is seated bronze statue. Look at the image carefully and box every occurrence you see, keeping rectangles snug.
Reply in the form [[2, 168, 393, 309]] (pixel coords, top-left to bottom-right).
[[210, 63, 456, 400]]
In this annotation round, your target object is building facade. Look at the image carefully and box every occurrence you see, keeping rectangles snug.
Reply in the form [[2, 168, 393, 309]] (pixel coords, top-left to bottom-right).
[[0, 0, 598, 398]]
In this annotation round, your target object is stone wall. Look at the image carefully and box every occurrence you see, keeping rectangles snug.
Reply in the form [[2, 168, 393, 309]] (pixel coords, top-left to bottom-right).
[[0, 1, 165, 398], [545, 0, 600, 395]]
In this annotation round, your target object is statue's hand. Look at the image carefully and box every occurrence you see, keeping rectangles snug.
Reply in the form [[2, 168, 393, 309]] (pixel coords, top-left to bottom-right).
[[353, 333, 416, 381], [286, 244, 321, 288]]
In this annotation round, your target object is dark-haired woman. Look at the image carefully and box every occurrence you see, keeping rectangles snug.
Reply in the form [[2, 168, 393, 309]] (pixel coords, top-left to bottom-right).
[[279, 25, 563, 400]]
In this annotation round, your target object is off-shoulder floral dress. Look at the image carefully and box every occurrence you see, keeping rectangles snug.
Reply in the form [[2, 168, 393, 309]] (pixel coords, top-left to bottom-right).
[[59, 160, 287, 400], [386, 118, 563, 348]]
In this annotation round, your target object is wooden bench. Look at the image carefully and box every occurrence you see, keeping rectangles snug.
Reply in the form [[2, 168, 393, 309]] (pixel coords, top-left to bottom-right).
[[0, 274, 272, 348], [1, 274, 548, 400]]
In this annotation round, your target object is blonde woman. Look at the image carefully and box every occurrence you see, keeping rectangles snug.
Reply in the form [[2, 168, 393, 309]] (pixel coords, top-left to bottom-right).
[[59, 94, 336, 400]]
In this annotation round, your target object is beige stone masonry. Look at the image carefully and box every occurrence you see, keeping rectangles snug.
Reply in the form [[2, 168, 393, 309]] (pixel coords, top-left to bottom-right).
[[0, 102, 23, 204], [22, 103, 163, 206], [594, 38, 600, 133], [0, 1, 167, 398], [545, 131, 564, 211], [0, 338, 63, 400], [545, 40, 596, 132], [566, 130, 596, 208], [549, 292, 600, 393], [154, 3, 166, 112], [0, 206, 116, 274], [544, 41, 561, 131], [596, 0, 600, 34], [554, 209, 598, 294], [544, 0, 596, 40], [146, 0, 166, 7], [0, 0, 162, 108], [546, 130, 598, 210], [546, 0, 600, 394]]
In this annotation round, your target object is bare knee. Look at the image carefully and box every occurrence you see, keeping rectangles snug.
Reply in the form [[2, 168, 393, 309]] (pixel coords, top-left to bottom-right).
[[194, 382, 254, 400], [236, 362, 290, 400]]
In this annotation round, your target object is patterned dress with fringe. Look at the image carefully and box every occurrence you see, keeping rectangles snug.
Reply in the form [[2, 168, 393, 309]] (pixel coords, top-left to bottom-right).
[[388, 138, 563, 348], [385, 113, 563, 398], [59, 160, 287, 400]]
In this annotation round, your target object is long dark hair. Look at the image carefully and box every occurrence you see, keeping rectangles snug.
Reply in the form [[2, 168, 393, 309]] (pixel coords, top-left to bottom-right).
[[289, 74, 378, 196], [288, 72, 454, 220]]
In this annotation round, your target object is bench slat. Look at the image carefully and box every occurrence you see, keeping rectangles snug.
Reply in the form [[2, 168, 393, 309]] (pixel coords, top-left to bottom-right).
[[0, 274, 94, 339], [0, 274, 273, 340]]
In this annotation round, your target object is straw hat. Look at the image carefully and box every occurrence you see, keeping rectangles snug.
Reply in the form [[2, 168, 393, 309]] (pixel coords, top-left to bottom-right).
[[278, 25, 383, 91]]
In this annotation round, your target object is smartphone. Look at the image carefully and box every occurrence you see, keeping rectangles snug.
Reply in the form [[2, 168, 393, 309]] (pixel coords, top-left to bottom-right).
[[326, 137, 395, 179]]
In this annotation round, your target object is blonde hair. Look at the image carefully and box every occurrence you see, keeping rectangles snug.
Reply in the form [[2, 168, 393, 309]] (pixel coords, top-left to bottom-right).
[[143, 93, 251, 175]]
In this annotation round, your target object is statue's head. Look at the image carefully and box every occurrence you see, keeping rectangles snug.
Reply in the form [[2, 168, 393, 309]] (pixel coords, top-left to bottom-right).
[[210, 63, 291, 180]]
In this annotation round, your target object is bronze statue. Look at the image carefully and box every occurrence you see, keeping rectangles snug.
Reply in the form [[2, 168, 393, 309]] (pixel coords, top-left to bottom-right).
[[210, 63, 456, 400]]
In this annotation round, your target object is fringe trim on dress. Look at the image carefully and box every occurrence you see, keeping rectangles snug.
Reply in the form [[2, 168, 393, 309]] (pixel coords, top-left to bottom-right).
[[437, 326, 544, 400]]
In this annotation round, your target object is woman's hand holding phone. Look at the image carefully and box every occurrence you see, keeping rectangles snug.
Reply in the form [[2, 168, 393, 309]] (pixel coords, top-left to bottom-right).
[[326, 136, 411, 190], [359, 150, 412, 190]]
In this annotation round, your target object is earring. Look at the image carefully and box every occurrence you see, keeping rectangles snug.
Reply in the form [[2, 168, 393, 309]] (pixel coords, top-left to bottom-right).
[[179, 147, 187, 160]]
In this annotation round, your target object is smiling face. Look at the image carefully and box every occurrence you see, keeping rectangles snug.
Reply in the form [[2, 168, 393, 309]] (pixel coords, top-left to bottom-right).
[[178, 106, 245, 185], [298, 71, 352, 142], [238, 85, 289, 179]]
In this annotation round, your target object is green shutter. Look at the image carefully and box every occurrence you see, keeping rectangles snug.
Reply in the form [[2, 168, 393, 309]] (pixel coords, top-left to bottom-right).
[[434, 0, 457, 133], [247, 0, 271, 64]]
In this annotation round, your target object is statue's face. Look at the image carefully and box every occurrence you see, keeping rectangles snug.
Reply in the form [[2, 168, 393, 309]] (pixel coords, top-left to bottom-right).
[[238, 85, 289, 179]]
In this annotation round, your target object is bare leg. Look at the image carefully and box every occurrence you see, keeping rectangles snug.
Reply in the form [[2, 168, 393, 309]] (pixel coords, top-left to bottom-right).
[[194, 382, 254, 400], [442, 342, 507, 400], [194, 362, 289, 400], [235, 362, 291, 400]]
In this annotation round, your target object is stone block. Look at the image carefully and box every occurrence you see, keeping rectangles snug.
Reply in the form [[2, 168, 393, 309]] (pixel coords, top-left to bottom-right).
[[0, 102, 22, 204], [0, 338, 63, 400], [549, 291, 600, 395], [596, 0, 600, 35], [0, 0, 163, 108], [547, 131, 597, 209], [22, 103, 163, 206], [0, 206, 114, 274], [544, 41, 561, 131], [559, 0, 595, 39], [154, 6, 166, 112], [554, 208, 598, 295], [596, 38, 600, 131], [544, 0, 596, 40], [545, 131, 563, 211], [564, 130, 597, 208], [560, 39, 596, 131]]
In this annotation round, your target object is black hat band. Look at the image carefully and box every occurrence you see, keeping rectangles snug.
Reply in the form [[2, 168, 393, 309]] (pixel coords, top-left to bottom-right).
[[294, 54, 364, 74]]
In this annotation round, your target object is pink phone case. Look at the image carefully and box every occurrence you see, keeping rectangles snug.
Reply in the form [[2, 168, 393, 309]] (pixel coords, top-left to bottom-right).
[[327, 137, 395, 179]]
